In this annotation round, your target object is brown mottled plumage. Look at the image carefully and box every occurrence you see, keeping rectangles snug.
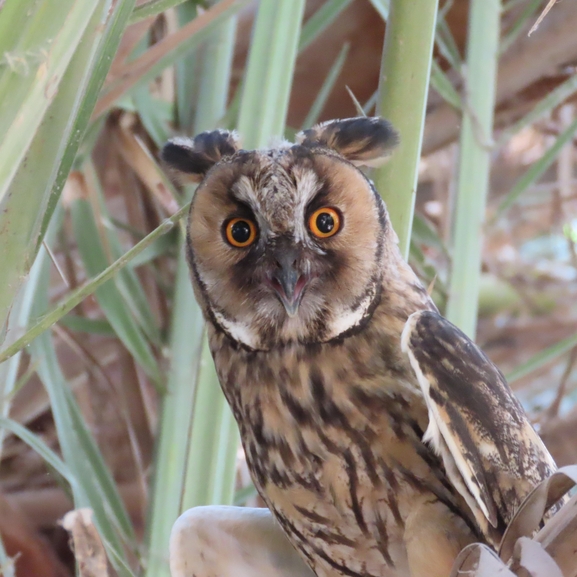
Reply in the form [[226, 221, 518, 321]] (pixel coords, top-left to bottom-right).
[[162, 117, 557, 577]]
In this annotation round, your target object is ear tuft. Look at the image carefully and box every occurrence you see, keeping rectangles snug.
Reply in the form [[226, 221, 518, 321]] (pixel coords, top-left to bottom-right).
[[161, 130, 240, 183], [296, 117, 399, 167]]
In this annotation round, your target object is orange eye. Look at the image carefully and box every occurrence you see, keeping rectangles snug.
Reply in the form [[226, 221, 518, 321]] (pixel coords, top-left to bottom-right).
[[225, 218, 257, 248], [308, 207, 341, 239]]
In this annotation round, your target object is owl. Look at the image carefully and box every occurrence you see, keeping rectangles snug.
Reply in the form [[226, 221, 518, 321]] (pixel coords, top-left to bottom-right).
[[162, 117, 557, 577]]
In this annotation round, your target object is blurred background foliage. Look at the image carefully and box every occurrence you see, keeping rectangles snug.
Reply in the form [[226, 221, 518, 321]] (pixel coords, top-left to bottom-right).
[[0, 0, 576, 575]]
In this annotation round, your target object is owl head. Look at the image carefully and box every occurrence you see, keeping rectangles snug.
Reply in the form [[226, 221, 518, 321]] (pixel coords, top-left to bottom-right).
[[162, 117, 400, 350]]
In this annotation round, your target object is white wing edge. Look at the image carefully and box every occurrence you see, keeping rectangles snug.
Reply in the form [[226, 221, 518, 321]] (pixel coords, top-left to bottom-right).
[[401, 311, 495, 528]]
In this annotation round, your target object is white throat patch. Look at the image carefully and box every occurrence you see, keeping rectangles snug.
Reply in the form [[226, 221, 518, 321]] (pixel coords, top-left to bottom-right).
[[213, 310, 259, 350], [326, 279, 379, 340]]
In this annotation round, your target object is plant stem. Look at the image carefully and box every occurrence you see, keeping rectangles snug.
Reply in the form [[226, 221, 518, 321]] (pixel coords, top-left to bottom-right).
[[145, 10, 239, 576], [373, 0, 439, 259], [445, 0, 501, 338]]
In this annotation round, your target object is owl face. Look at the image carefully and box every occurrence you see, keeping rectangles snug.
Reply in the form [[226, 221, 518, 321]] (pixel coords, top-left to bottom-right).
[[162, 118, 399, 350]]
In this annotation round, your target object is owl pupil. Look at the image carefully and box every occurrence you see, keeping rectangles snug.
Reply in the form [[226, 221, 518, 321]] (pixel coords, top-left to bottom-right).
[[316, 212, 334, 233], [231, 221, 251, 243]]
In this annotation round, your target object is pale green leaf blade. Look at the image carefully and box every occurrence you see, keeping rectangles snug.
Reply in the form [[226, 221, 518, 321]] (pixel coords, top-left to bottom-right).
[[28, 213, 135, 575], [70, 196, 162, 384], [507, 331, 577, 384], [0, 417, 73, 484], [497, 73, 577, 147], [299, 0, 353, 52], [0, 0, 136, 338], [0, 0, 99, 206], [494, 116, 577, 220], [302, 43, 350, 129], [430, 59, 461, 110], [238, 0, 306, 147], [0, 204, 189, 365]]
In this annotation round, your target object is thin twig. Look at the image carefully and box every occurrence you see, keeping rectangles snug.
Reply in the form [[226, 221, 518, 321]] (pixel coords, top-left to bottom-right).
[[544, 346, 577, 421], [426, 274, 438, 296], [345, 85, 366, 117], [528, 0, 558, 36], [43, 240, 71, 289], [567, 231, 577, 271]]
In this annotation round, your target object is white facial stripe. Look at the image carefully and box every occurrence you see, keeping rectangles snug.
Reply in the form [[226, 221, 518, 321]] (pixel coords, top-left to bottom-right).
[[294, 170, 321, 243], [233, 175, 261, 211]]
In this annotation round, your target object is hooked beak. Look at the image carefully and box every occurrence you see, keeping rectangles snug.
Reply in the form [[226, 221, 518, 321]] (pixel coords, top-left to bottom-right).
[[268, 249, 309, 317]]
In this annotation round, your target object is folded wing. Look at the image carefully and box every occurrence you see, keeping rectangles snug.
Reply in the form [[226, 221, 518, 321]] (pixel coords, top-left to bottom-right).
[[401, 310, 556, 538]]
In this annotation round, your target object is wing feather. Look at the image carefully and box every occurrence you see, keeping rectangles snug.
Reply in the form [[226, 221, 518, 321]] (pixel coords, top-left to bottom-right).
[[401, 310, 556, 536]]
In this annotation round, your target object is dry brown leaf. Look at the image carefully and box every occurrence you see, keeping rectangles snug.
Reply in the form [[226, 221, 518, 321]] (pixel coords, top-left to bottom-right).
[[450, 465, 577, 577], [0, 494, 68, 577], [93, 0, 240, 119], [512, 537, 563, 577], [500, 465, 577, 561], [534, 492, 577, 577], [426, 274, 437, 297], [116, 112, 180, 215], [449, 543, 515, 577], [61, 508, 110, 577]]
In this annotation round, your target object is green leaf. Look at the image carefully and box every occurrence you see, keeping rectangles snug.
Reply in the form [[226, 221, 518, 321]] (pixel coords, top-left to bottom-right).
[[133, 92, 174, 147], [0, 204, 189, 365], [95, 0, 247, 119], [59, 314, 116, 336], [430, 59, 461, 110], [507, 331, 577, 384], [145, 10, 239, 576], [33, 336, 137, 576], [70, 195, 162, 384], [408, 236, 448, 310], [193, 16, 238, 134], [87, 166, 164, 346], [367, 0, 390, 20], [435, 16, 462, 71], [302, 43, 350, 128], [28, 211, 135, 575], [37, 0, 138, 249], [363, 90, 378, 115], [0, 215, 53, 445], [0, 417, 73, 483], [0, 0, 99, 206], [493, 116, 577, 221], [411, 213, 450, 258], [130, 0, 192, 24], [181, 338, 239, 510], [144, 251, 205, 577], [299, 0, 353, 52], [174, 1, 200, 133], [128, 231, 178, 268], [497, 73, 577, 147], [238, 0, 306, 147], [0, 0, 136, 338]]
